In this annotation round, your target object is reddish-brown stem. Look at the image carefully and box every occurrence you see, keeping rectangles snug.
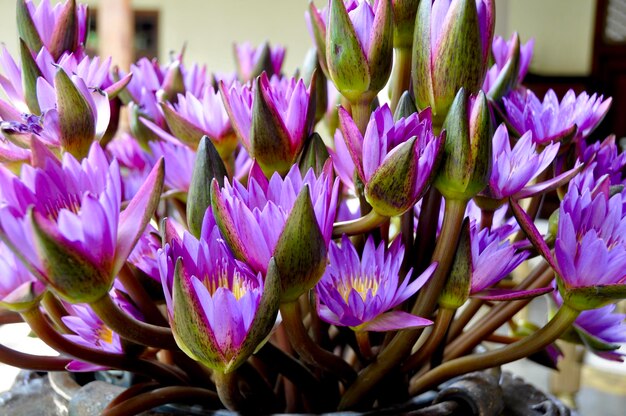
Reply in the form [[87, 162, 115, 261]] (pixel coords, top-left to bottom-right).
[[101, 386, 221, 416], [0, 342, 70, 371]]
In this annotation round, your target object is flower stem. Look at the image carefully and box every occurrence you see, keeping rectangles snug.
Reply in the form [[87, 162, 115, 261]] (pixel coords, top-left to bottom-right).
[[403, 307, 455, 372], [408, 304, 580, 395], [117, 265, 168, 326], [338, 198, 467, 410], [332, 210, 388, 238], [390, 47, 412, 113], [444, 262, 552, 360], [0, 310, 22, 324], [20, 307, 187, 385], [448, 298, 484, 340], [41, 291, 71, 333], [351, 96, 374, 135], [90, 293, 178, 350], [213, 371, 249, 412], [101, 386, 221, 416], [255, 341, 321, 395], [280, 300, 356, 385], [0, 342, 70, 371], [355, 331, 374, 361]]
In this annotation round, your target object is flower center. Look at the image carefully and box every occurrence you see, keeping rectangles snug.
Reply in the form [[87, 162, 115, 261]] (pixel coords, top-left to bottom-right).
[[203, 261, 255, 301], [337, 274, 379, 302], [97, 325, 114, 345], [41, 193, 83, 221]]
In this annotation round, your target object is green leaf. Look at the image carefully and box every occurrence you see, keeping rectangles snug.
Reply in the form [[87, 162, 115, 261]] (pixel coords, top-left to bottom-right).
[[16, 0, 43, 54]]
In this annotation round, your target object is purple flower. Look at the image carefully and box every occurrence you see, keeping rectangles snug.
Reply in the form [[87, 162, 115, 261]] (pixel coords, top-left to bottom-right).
[[142, 85, 238, 158], [158, 213, 279, 372], [315, 235, 435, 331], [503, 89, 612, 145], [148, 140, 196, 194], [234, 42, 286, 82], [482, 34, 534, 98], [338, 104, 444, 216], [484, 124, 564, 201], [0, 140, 164, 303], [212, 163, 338, 276], [469, 223, 530, 296], [0, 241, 45, 311], [128, 224, 162, 282], [581, 135, 626, 186], [19, 0, 88, 59], [221, 73, 314, 175], [571, 304, 626, 361]]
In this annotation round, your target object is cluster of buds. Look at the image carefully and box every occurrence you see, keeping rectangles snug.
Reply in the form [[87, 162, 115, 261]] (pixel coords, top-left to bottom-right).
[[0, 0, 624, 415]]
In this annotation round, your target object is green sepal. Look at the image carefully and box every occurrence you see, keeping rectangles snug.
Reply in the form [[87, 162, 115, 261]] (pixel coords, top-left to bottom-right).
[[327, 0, 370, 102], [187, 136, 228, 238], [171, 258, 226, 370], [367, 0, 394, 94], [365, 137, 422, 217], [431, 0, 484, 118], [574, 325, 622, 353], [308, 1, 329, 77], [226, 258, 281, 372], [487, 33, 520, 102], [0, 282, 45, 313], [159, 60, 185, 103], [393, 90, 418, 121], [161, 103, 204, 150], [16, 0, 43, 56], [250, 76, 294, 177], [303, 48, 328, 124], [210, 179, 248, 262], [30, 209, 111, 303], [55, 67, 96, 160], [19, 39, 42, 115], [393, 0, 420, 48], [439, 218, 472, 310], [274, 185, 327, 303], [240, 42, 274, 81], [49, 0, 78, 60], [130, 103, 160, 148], [412, 0, 435, 118], [298, 133, 330, 177], [435, 88, 492, 201], [558, 277, 626, 311]]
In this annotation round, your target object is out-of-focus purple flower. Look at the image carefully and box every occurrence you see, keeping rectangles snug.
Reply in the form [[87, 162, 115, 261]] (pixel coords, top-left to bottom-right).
[[480, 124, 578, 203], [571, 304, 626, 361], [105, 134, 152, 200], [339, 104, 444, 216], [18, 0, 88, 59], [0, 140, 164, 303], [581, 135, 626, 186], [503, 89, 612, 145], [212, 163, 338, 276], [413, 0, 495, 123], [221, 73, 314, 175], [0, 241, 45, 311], [128, 225, 161, 282], [315, 235, 435, 331], [148, 140, 195, 194], [482, 34, 534, 100], [554, 173, 626, 309], [158, 212, 279, 372], [234, 42, 286, 82]]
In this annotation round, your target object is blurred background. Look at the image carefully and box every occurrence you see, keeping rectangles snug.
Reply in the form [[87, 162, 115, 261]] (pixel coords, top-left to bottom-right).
[[0, 0, 624, 414]]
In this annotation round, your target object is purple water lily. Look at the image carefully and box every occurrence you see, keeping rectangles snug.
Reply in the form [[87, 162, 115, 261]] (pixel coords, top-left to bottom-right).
[[211, 163, 338, 276], [0, 241, 45, 311], [158, 212, 278, 372], [234, 42, 286, 82], [221, 73, 314, 175], [503, 89, 612, 145], [482, 34, 534, 98], [571, 304, 626, 361], [0, 140, 164, 303], [315, 235, 435, 331], [338, 104, 444, 216], [148, 140, 196, 194]]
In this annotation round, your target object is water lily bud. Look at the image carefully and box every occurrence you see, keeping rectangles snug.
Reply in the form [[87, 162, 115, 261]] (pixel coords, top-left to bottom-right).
[[234, 41, 285, 82], [130, 103, 160, 147], [484, 33, 520, 101], [327, 0, 394, 102], [392, 0, 420, 49], [273, 185, 328, 303], [187, 136, 228, 238], [413, 0, 495, 125], [48, 0, 79, 61], [55, 67, 96, 160], [439, 219, 472, 309], [19, 39, 42, 115], [16, 0, 44, 55], [298, 133, 330, 176], [303, 49, 328, 123], [393, 90, 418, 121], [158, 59, 185, 103], [434, 88, 492, 201]]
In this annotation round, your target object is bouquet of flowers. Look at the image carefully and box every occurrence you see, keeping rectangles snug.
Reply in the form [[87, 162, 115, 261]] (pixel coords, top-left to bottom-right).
[[0, 0, 624, 414]]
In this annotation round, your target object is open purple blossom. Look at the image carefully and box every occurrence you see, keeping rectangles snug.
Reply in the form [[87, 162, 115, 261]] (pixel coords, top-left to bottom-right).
[[581, 135, 626, 186], [482, 34, 534, 98], [554, 173, 626, 308], [221, 73, 314, 173], [128, 224, 162, 282], [315, 235, 435, 332], [158, 212, 278, 372], [571, 304, 626, 361], [503, 89, 612, 145], [148, 140, 195, 194], [211, 163, 339, 276], [338, 104, 444, 216], [468, 222, 535, 299], [19, 0, 88, 59], [482, 124, 575, 202], [234, 42, 286, 82], [0, 140, 164, 303]]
